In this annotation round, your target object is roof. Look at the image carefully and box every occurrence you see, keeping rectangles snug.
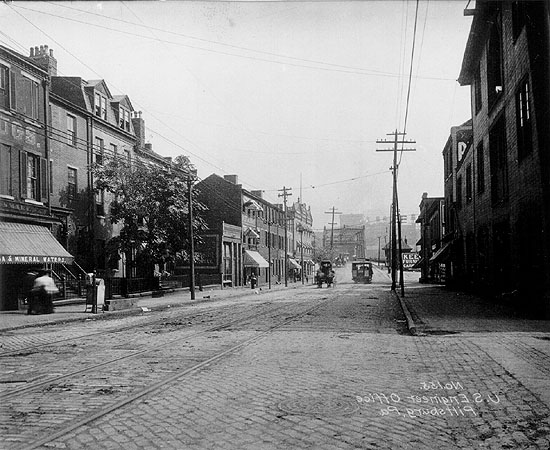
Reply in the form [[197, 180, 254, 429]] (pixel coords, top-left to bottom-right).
[[0, 223, 73, 264], [458, 0, 492, 85]]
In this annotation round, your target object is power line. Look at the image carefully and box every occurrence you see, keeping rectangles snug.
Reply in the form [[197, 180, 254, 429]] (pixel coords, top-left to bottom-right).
[[9, 3, 456, 82]]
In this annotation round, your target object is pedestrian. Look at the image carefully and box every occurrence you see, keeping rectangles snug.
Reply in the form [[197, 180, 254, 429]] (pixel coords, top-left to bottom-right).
[[32, 269, 59, 314], [25, 271, 38, 315], [250, 273, 257, 290]]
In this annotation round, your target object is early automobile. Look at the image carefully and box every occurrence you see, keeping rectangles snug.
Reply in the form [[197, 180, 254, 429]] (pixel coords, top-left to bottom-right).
[[316, 260, 335, 288], [351, 259, 373, 284]]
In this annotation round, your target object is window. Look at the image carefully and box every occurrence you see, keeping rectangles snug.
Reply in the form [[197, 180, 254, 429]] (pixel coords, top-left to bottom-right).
[[512, 1, 527, 41], [94, 92, 107, 120], [0, 65, 9, 109], [487, 12, 504, 108], [110, 143, 117, 157], [477, 141, 485, 194], [119, 107, 130, 131], [67, 167, 77, 201], [489, 114, 508, 204], [96, 189, 105, 216], [124, 148, 131, 163], [516, 78, 532, 160], [19, 75, 39, 119], [67, 114, 77, 146], [0, 144, 12, 196], [26, 153, 39, 200], [474, 64, 482, 114], [466, 164, 472, 203], [94, 137, 104, 164]]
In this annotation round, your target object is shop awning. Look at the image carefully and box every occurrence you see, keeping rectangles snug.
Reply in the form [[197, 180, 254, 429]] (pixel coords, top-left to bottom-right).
[[287, 258, 301, 270], [429, 242, 451, 264], [243, 250, 269, 268], [0, 223, 73, 264]]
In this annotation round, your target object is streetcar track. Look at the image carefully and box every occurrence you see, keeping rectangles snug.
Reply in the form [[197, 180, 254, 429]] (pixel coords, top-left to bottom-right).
[[0, 289, 313, 357], [0, 291, 317, 401], [21, 294, 336, 450]]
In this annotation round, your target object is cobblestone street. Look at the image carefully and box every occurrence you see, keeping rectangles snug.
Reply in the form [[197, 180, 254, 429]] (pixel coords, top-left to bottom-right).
[[1, 267, 550, 449]]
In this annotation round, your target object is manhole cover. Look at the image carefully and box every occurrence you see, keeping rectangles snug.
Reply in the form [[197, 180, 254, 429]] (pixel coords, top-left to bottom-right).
[[277, 396, 359, 416]]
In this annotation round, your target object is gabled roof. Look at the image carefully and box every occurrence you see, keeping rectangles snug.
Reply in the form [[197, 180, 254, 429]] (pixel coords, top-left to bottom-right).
[[111, 95, 134, 111], [85, 79, 113, 99]]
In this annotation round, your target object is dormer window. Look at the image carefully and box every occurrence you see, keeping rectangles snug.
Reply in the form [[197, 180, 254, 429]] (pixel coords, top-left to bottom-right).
[[119, 107, 130, 131], [94, 92, 107, 120]]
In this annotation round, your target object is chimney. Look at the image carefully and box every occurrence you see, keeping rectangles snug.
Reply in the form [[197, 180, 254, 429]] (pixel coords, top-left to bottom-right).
[[145, 143, 153, 152], [250, 190, 263, 199], [224, 174, 238, 185], [131, 111, 145, 148], [29, 44, 57, 76]]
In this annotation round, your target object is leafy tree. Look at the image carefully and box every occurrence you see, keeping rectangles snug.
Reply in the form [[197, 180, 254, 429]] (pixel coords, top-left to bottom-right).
[[91, 154, 206, 277]]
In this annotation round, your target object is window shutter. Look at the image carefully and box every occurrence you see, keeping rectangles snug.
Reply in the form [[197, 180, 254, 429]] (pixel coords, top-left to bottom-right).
[[40, 157, 48, 202], [9, 70, 16, 110], [20, 151, 27, 198]]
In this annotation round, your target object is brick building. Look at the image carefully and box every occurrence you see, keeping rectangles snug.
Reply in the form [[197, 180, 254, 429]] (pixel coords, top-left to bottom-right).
[[322, 225, 366, 262], [0, 45, 75, 310], [0, 43, 194, 309], [195, 174, 288, 288], [288, 200, 314, 281], [442, 120, 473, 286], [416, 193, 445, 283], [457, 0, 550, 312]]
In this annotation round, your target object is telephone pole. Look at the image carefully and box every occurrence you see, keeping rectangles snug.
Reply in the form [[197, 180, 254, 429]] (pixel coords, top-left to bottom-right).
[[324, 207, 342, 254], [278, 186, 292, 287], [376, 130, 416, 295]]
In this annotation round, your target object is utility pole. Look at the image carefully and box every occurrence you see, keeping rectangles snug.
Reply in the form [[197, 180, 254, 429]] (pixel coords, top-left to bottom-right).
[[324, 207, 342, 254], [376, 130, 416, 294], [377, 236, 382, 267], [278, 186, 292, 287], [187, 169, 197, 300]]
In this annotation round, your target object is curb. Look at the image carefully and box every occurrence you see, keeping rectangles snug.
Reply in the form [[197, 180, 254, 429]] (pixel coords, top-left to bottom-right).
[[392, 290, 418, 335], [1, 282, 310, 332]]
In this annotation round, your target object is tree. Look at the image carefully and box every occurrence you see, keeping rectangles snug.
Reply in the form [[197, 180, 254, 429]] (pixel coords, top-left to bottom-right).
[[91, 154, 206, 278]]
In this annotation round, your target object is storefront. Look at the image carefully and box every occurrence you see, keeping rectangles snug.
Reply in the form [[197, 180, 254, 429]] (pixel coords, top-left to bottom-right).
[[0, 222, 73, 310], [243, 249, 269, 286]]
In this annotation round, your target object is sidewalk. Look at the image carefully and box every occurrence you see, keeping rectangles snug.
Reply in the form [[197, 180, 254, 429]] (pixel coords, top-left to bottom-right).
[[397, 281, 550, 335], [396, 279, 550, 411], [0, 282, 299, 332]]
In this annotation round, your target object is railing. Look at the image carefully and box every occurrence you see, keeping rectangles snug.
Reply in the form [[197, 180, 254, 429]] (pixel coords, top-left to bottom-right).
[[106, 277, 161, 298], [50, 263, 87, 300]]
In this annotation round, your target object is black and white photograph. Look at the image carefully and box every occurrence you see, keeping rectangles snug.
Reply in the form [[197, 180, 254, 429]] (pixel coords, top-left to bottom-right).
[[0, 0, 549, 448]]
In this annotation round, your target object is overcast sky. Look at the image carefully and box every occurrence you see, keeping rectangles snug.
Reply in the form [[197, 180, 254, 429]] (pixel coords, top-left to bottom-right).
[[0, 1, 473, 229]]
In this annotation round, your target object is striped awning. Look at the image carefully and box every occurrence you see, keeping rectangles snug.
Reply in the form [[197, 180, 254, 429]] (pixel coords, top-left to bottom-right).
[[243, 250, 269, 268], [287, 258, 301, 270], [0, 222, 73, 265]]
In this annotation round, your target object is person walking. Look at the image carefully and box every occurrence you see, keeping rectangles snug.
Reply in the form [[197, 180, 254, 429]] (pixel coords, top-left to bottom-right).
[[32, 269, 59, 314], [25, 271, 38, 315]]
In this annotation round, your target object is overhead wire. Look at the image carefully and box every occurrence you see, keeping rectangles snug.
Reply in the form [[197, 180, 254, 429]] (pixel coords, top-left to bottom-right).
[[9, 2, 456, 82], [398, 0, 420, 168]]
